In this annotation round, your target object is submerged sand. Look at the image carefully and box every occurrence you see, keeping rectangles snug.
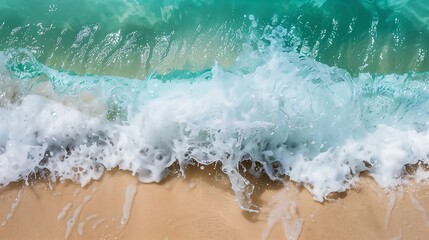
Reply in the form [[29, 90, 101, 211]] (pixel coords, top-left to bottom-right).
[[0, 166, 429, 240]]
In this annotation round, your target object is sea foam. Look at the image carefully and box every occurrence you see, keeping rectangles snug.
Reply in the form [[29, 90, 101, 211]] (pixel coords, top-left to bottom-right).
[[1, 26, 429, 210]]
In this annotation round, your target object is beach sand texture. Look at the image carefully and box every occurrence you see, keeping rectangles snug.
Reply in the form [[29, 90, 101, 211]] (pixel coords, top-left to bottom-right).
[[1, 166, 428, 240]]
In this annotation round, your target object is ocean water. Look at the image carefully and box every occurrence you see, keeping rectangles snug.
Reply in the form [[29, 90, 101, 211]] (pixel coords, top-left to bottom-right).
[[1, 0, 429, 211]]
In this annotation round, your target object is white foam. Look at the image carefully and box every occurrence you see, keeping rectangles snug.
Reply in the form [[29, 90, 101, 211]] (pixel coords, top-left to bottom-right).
[[1, 186, 23, 226], [120, 183, 137, 225], [92, 218, 105, 229], [77, 214, 98, 236], [409, 195, 429, 227], [83, 195, 92, 203], [414, 167, 429, 183], [1, 34, 429, 208], [77, 221, 85, 236], [86, 214, 97, 221], [65, 205, 82, 239], [58, 202, 73, 221], [385, 192, 396, 229], [262, 186, 304, 240]]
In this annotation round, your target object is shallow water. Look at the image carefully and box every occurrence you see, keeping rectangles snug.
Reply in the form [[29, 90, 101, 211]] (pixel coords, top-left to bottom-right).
[[1, 0, 429, 210], [1, 0, 429, 76]]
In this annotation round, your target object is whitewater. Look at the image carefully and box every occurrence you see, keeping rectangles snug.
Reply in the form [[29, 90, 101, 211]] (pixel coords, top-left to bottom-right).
[[1, 0, 429, 211]]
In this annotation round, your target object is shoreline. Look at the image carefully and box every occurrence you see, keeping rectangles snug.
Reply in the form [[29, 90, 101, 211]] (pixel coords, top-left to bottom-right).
[[0, 167, 429, 239]]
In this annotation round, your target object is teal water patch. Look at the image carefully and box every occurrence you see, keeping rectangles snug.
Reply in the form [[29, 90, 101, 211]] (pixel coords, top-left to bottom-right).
[[1, 0, 429, 77]]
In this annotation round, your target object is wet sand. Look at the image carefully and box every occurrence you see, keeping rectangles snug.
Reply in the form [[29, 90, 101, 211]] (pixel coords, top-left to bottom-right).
[[0, 166, 429, 240]]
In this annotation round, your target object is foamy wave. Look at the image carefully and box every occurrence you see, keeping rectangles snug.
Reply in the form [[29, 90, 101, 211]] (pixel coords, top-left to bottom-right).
[[1, 39, 429, 210]]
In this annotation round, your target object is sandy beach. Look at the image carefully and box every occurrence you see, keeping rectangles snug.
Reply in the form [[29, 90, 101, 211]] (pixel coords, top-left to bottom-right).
[[0, 165, 428, 240]]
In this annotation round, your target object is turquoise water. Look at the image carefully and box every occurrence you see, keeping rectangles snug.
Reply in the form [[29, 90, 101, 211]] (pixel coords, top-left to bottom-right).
[[1, 0, 429, 76], [1, 0, 429, 210]]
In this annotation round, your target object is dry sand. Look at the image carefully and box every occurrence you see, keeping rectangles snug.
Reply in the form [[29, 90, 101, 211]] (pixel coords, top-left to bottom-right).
[[0, 165, 429, 240]]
